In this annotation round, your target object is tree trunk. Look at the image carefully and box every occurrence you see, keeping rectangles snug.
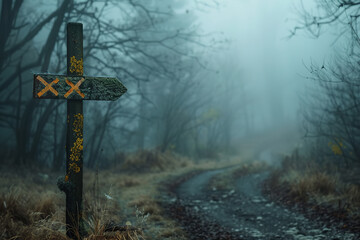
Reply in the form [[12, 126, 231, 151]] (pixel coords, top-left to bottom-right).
[[17, 0, 71, 165]]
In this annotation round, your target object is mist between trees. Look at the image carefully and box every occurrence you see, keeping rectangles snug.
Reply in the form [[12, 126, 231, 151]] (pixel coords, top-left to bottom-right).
[[1, 0, 360, 171], [294, 0, 360, 169], [0, 0, 235, 170]]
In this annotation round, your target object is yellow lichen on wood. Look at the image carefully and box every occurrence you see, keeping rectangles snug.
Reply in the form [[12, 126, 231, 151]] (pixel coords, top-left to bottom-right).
[[69, 113, 83, 173], [69, 162, 80, 173], [70, 137, 83, 162], [73, 113, 83, 138], [69, 56, 83, 75]]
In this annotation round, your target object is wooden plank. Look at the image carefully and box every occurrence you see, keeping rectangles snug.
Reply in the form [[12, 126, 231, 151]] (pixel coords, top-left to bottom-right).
[[66, 22, 84, 239], [33, 74, 127, 101]]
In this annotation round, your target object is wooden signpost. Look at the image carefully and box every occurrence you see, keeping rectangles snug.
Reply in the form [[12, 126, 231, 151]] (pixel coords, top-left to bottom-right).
[[33, 22, 127, 239]]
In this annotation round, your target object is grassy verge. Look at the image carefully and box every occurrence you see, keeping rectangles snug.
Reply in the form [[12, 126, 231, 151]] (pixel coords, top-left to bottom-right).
[[264, 151, 360, 232], [0, 150, 243, 240]]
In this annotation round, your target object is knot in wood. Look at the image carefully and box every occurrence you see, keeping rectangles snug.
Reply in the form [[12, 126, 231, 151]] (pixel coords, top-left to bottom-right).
[[57, 176, 75, 194]]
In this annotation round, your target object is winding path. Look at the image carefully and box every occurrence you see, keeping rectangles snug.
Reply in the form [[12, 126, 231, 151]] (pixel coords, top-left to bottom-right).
[[172, 169, 357, 240]]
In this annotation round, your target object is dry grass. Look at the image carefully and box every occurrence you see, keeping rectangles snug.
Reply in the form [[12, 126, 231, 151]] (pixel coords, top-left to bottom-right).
[[0, 170, 145, 240], [85, 217, 143, 240], [289, 171, 338, 202], [0, 149, 244, 240], [120, 150, 191, 173], [270, 150, 360, 218], [0, 187, 67, 240]]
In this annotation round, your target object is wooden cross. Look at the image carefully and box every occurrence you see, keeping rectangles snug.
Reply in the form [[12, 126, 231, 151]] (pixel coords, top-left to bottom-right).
[[33, 22, 127, 239]]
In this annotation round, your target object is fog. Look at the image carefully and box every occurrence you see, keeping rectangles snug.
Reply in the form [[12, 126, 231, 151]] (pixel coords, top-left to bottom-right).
[[1, 1, 360, 239], [0, 0, 349, 165], [198, 0, 338, 130]]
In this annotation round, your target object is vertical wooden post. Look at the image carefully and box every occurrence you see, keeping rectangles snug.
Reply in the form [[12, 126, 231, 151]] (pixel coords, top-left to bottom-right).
[[34, 20, 127, 239], [66, 22, 84, 239], [35, 21, 126, 239]]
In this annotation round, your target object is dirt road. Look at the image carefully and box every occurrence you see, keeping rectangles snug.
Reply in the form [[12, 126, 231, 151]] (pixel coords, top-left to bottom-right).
[[165, 169, 357, 240]]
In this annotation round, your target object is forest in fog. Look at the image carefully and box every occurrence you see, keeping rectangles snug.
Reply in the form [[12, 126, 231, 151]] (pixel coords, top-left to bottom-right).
[[1, 0, 359, 170], [0, 0, 360, 239], [0, 0, 242, 168]]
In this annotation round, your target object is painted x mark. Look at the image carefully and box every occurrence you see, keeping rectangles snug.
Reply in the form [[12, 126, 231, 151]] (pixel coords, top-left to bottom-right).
[[65, 78, 85, 98], [37, 76, 59, 97]]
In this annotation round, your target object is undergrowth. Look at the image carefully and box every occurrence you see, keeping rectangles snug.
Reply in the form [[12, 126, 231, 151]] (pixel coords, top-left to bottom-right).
[[266, 149, 360, 231], [0, 149, 243, 239]]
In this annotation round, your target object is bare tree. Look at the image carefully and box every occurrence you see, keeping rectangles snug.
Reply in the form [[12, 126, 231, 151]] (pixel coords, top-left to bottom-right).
[[0, 0, 222, 168], [293, 0, 360, 166]]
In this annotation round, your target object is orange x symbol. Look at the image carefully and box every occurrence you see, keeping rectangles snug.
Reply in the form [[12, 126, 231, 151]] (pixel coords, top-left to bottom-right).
[[37, 76, 59, 97], [64, 78, 85, 98]]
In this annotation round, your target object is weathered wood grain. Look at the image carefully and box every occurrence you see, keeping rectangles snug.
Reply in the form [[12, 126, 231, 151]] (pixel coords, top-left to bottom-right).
[[33, 22, 128, 240], [33, 74, 127, 100], [66, 22, 84, 240]]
